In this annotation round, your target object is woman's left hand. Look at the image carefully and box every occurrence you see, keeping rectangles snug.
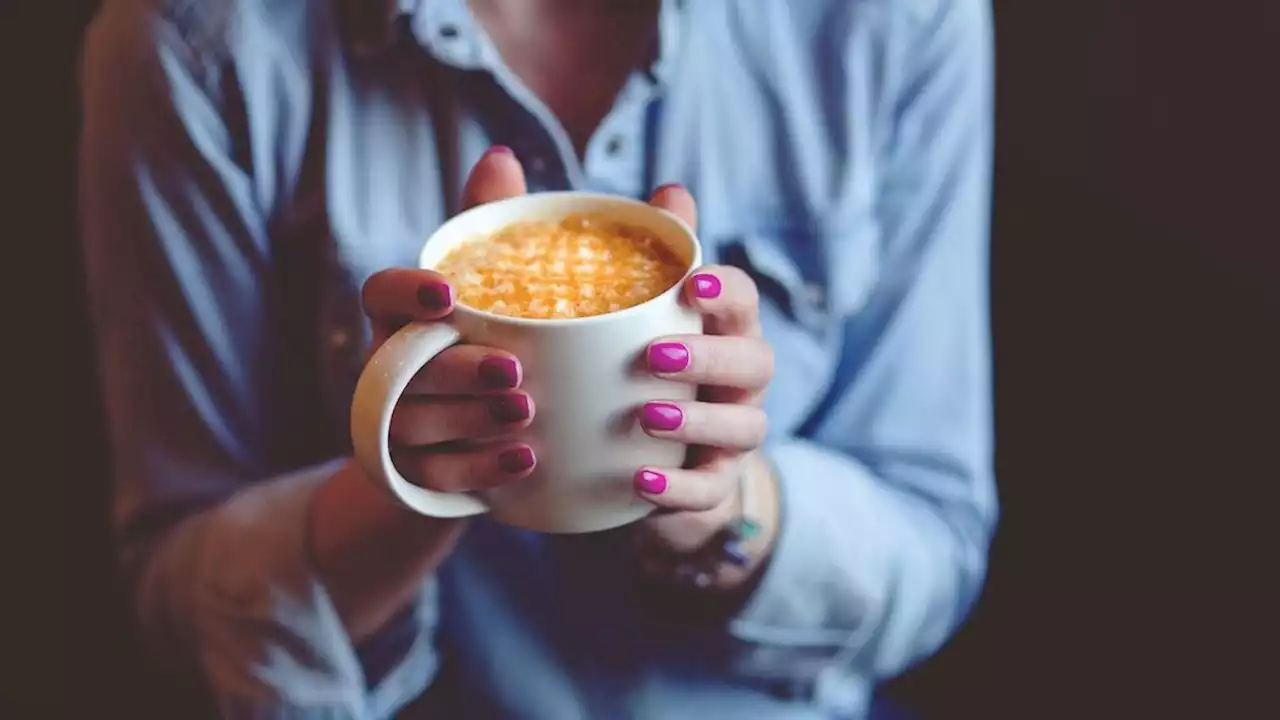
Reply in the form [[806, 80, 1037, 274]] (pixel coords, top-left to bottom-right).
[[632, 185, 780, 591]]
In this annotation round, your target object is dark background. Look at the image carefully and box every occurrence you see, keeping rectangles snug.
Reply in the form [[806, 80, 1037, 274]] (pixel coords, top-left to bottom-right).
[[49, 1, 1277, 717]]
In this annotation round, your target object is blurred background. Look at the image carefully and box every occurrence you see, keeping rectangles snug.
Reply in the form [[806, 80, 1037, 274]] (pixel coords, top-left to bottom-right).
[[47, 1, 1277, 717]]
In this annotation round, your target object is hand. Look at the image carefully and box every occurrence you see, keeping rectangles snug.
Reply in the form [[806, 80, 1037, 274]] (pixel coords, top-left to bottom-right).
[[310, 147, 534, 641], [631, 185, 781, 591], [361, 147, 540, 494]]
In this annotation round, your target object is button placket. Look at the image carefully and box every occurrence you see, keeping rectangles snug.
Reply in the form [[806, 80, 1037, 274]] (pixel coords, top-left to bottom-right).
[[584, 111, 647, 197]]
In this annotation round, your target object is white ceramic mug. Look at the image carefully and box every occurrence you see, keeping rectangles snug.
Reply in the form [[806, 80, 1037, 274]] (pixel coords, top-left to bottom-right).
[[350, 192, 703, 534]]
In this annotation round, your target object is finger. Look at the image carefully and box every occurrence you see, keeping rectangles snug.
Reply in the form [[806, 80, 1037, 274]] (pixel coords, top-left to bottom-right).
[[680, 265, 761, 337], [394, 442, 537, 493], [461, 146, 527, 211], [633, 466, 736, 513], [637, 400, 767, 451], [638, 502, 736, 555], [404, 345, 523, 395], [390, 392, 534, 446], [645, 335, 775, 392], [648, 182, 698, 231], [362, 268, 455, 344]]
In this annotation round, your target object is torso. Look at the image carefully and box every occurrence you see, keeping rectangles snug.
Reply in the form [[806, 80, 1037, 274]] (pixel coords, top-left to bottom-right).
[[199, 1, 895, 715]]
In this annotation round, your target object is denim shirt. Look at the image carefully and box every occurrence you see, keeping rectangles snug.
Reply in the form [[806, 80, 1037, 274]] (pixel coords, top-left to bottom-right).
[[79, 0, 996, 717]]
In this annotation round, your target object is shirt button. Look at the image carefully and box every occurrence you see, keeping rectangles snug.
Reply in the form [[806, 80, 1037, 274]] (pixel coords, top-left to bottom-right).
[[439, 24, 459, 39], [605, 136, 624, 156], [328, 329, 351, 350], [528, 156, 548, 174]]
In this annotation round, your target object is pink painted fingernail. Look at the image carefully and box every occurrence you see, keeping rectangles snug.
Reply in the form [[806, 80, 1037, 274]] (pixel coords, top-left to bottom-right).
[[417, 282, 452, 310], [477, 356, 520, 389], [692, 273, 721, 299], [497, 446, 535, 474], [634, 469, 668, 495], [654, 182, 686, 194], [488, 145, 514, 156], [487, 394, 531, 424], [641, 402, 683, 431], [647, 342, 690, 374]]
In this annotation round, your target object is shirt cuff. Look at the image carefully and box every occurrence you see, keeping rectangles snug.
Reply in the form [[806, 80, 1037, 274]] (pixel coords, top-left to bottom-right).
[[158, 460, 439, 718], [728, 436, 989, 689], [727, 441, 889, 669]]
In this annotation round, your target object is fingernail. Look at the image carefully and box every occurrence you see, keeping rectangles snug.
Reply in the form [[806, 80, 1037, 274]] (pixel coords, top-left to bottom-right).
[[417, 282, 452, 310], [641, 402, 683, 431], [497, 446, 535, 474], [692, 273, 721, 299], [487, 394, 531, 424], [647, 342, 690, 374], [477, 356, 520, 389], [634, 469, 668, 495], [654, 182, 686, 194], [488, 145, 514, 156]]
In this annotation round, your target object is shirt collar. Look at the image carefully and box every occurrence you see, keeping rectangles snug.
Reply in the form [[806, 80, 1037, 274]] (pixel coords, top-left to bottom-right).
[[397, 0, 685, 85]]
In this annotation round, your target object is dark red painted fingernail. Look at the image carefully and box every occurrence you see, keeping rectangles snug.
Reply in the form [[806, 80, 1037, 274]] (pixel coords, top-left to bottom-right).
[[641, 402, 683, 431], [488, 145, 514, 156], [477, 356, 520, 389], [487, 394, 531, 424], [647, 342, 690, 374], [417, 282, 452, 310], [634, 469, 668, 495], [692, 273, 721, 299], [497, 446, 535, 474]]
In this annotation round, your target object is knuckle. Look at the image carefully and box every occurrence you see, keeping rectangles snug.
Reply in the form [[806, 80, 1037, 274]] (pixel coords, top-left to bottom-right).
[[746, 410, 769, 447], [360, 271, 388, 312], [697, 342, 736, 380], [756, 341, 776, 374], [718, 265, 757, 294], [688, 489, 722, 512], [389, 403, 424, 444], [431, 452, 480, 493], [647, 515, 708, 553], [394, 452, 434, 489]]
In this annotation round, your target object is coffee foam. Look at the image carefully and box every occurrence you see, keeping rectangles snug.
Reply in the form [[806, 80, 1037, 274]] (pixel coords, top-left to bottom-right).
[[434, 213, 688, 319]]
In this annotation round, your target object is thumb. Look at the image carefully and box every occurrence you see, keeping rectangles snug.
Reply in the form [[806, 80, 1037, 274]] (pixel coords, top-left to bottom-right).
[[647, 182, 698, 232], [461, 146, 527, 210]]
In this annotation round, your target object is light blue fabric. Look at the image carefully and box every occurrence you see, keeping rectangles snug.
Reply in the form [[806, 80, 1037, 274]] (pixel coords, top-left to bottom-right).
[[78, 0, 997, 717]]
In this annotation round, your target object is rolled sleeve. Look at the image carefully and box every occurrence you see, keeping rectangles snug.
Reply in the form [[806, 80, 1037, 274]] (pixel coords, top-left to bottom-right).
[[719, 0, 997, 690], [79, 4, 442, 716], [729, 440, 990, 682], [143, 460, 440, 718]]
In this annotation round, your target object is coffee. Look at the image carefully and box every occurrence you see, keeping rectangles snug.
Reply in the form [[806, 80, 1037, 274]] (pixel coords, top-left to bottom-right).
[[434, 213, 688, 319]]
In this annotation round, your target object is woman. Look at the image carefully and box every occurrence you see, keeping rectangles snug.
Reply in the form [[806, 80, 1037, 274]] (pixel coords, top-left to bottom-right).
[[79, 0, 996, 717]]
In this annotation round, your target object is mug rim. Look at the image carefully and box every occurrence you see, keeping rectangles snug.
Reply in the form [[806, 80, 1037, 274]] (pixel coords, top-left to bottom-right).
[[419, 191, 703, 328]]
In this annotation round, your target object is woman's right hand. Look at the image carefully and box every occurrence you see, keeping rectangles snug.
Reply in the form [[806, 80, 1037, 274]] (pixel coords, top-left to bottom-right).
[[311, 147, 533, 641], [360, 145, 537, 495], [360, 267, 538, 491]]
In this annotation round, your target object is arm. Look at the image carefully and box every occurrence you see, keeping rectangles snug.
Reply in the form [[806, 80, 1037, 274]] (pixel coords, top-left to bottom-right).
[[79, 5, 453, 715], [725, 0, 997, 686]]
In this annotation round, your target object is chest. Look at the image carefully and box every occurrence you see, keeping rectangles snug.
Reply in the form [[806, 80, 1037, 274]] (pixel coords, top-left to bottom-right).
[[275, 23, 887, 442]]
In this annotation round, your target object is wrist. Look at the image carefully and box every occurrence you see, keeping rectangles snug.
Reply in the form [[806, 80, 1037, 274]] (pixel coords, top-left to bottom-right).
[[308, 460, 466, 641], [710, 452, 781, 591], [652, 452, 779, 595]]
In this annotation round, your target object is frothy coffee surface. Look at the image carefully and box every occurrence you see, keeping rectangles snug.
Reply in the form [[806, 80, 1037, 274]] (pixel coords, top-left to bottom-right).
[[435, 213, 687, 319]]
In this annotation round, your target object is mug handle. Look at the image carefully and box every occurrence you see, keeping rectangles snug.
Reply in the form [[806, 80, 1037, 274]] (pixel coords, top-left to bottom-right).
[[350, 322, 490, 518]]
